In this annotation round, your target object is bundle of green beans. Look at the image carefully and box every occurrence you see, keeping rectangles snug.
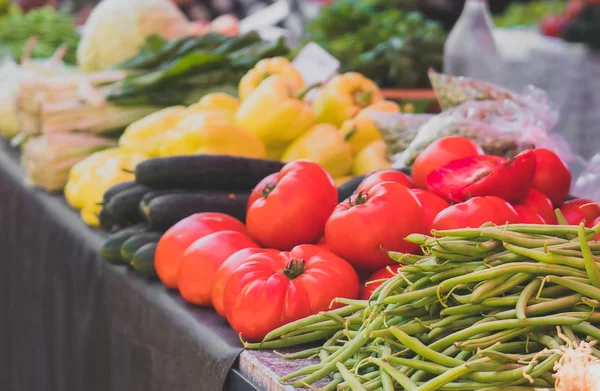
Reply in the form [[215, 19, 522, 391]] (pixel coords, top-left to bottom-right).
[[245, 222, 600, 390], [0, 7, 79, 64]]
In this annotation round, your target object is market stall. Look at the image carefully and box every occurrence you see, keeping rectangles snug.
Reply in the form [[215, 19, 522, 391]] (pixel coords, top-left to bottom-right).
[[2, 0, 600, 390]]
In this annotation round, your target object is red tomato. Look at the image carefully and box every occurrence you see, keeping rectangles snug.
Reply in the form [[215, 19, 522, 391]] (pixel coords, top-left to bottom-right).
[[325, 182, 427, 272], [540, 15, 569, 37], [432, 196, 519, 231], [224, 245, 359, 341], [247, 173, 278, 211], [565, 1, 585, 19], [559, 199, 600, 227], [155, 213, 247, 289], [518, 188, 557, 224], [356, 170, 414, 193], [246, 160, 338, 250], [427, 151, 536, 203], [359, 265, 402, 301], [531, 149, 572, 206], [514, 205, 546, 224], [177, 231, 258, 306], [411, 189, 450, 231], [412, 136, 483, 189], [212, 247, 279, 317]]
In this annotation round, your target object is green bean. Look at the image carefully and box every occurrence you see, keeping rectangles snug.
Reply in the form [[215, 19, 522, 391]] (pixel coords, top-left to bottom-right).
[[262, 305, 360, 341], [389, 327, 463, 367], [429, 316, 486, 340], [471, 275, 511, 302], [439, 263, 587, 292], [545, 275, 600, 301], [484, 251, 529, 264], [414, 358, 489, 391], [429, 265, 481, 283], [516, 278, 542, 321], [473, 273, 532, 303], [370, 319, 435, 338], [579, 223, 600, 288], [337, 371, 380, 390], [319, 373, 343, 391], [504, 243, 586, 269], [494, 294, 583, 321], [244, 330, 333, 349], [368, 357, 417, 390], [459, 327, 534, 350], [480, 296, 521, 307], [476, 229, 567, 247], [429, 316, 586, 351], [385, 357, 447, 374], [336, 362, 367, 391], [382, 286, 442, 305], [572, 322, 600, 341], [440, 304, 485, 317]]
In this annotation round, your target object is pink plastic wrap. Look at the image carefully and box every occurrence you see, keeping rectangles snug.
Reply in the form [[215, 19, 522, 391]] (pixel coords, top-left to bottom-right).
[[573, 153, 600, 202]]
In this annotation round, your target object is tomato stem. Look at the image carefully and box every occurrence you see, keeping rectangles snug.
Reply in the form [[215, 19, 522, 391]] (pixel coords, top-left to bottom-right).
[[283, 259, 305, 279], [346, 191, 369, 208], [261, 182, 277, 198]]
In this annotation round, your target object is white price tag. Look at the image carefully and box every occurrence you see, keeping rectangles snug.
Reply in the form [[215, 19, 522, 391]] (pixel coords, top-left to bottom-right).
[[292, 42, 340, 87]]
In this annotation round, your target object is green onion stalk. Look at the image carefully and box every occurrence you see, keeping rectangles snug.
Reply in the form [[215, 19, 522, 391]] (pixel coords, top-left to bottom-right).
[[244, 220, 600, 390]]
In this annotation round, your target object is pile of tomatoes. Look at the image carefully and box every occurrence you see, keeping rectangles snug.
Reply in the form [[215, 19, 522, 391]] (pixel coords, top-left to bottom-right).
[[151, 136, 600, 342]]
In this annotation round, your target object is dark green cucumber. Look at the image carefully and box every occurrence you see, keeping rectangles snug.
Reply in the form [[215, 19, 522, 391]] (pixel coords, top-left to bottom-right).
[[120, 232, 162, 262], [139, 189, 187, 214], [131, 243, 158, 278], [105, 184, 151, 225], [144, 191, 249, 230], [99, 207, 118, 232], [99, 223, 149, 265], [102, 181, 138, 203], [337, 175, 365, 203], [134, 155, 285, 191]]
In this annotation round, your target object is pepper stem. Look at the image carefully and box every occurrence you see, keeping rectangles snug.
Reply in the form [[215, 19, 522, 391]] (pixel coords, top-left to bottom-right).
[[283, 259, 305, 279], [344, 126, 357, 141], [355, 90, 373, 108], [296, 83, 322, 100]]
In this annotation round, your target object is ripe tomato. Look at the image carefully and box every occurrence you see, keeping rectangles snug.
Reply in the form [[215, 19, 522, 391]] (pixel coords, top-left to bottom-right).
[[531, 149, 572, 206], [513, 205, 546, 224], [355, 170, 413, 193], [247, 173, 278, 211], [566, 1, 585, 19], [559, 199, 600, 227], [518, 188, 557, 224], [224, 245, 359, 342], [541, 15, 569, 38], [212, 247, 279, 317], [155, 213, 247, 289], [427, 151, 536, 203], [246, 160, 338, 250], [359, 265, 402, 301], [177, 231, 258, 306], [412, 136, 483, 189], [432, 196, 519, 231], [411, 189, 450, 231], [325, 182, 426, 271]]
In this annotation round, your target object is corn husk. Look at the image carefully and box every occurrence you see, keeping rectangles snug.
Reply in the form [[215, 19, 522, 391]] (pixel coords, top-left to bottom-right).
[[21, 133, 116, 192]]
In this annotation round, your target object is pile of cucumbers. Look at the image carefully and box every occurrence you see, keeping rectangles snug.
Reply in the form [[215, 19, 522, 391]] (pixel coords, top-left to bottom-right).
[[98, 155, 286, 278]]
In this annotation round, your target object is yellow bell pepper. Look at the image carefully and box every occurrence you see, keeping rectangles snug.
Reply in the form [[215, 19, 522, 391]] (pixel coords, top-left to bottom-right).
[[352, 140, 392, 176], [238, 57, 304, 101], [236, 75, 316, 146], [313, 72, 384, 128], [334, 176, 356, 187], [66, 150, 147, 227], [182, 93, 240, 119], [76, 152, 146, 227], [159, 111, 265, 159], [282, 124, 353, 178], [119, 106, 186, 157], [340, 100, 400, 155]]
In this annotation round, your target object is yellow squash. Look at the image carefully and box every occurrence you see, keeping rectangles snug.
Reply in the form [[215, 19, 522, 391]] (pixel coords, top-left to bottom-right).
[[238, 57, 304, 101], [352, 140, 392, 176], [340, 100, 400, 155], [182, 93, 240, 119], [119, 106, 186, 157], [313, 72, 383, 128], [236, 75, 316, 146], [159, 111, 265, 158], [282, 124, 353, 178]]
